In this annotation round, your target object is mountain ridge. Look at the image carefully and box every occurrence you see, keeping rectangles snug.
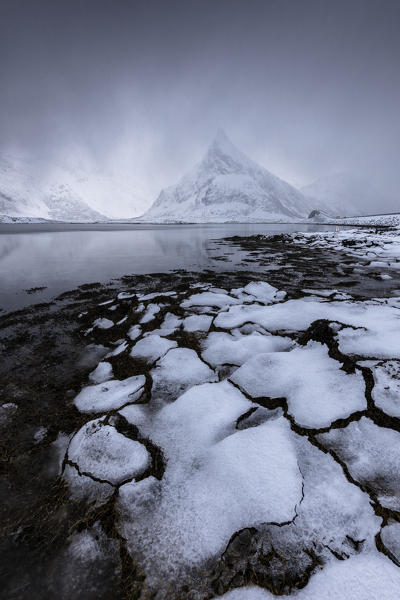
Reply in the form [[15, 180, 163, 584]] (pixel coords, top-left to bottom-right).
[[141, 131, 325, 223]]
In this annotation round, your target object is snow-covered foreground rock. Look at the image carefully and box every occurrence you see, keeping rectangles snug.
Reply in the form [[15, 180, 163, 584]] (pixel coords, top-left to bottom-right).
[[60, 261, 400, 598]]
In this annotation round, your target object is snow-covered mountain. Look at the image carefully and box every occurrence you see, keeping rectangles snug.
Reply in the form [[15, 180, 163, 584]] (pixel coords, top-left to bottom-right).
[[0, 156, 49, 219], [141, 131, 324, 223], [301, 173, 383, 217], [0, 155, 106, 222]]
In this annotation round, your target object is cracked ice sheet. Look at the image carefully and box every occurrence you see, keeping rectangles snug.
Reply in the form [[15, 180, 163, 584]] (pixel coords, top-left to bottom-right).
[[201, 331, 292, 367], [68, 418, 151, 485], [230, 342, 366, 428], [74, 375, 146, 413], [64, 463, 114, 503], [216, 551, 400, 600], [130, 334, 177, 363], [150, 347, 217, 402], [318, 416, 400, 511], [279, 432, 379, 555], [371, 361, 400, 417], [118, 381, 302, 575], [214, 298, 400, 358]]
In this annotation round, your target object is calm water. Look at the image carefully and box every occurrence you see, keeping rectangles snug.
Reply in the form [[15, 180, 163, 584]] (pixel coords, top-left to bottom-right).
[[0, 222, 341, 312]]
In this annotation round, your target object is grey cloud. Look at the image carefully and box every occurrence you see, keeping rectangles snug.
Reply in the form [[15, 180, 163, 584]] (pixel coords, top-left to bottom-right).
[[0, 0, 399, 213]]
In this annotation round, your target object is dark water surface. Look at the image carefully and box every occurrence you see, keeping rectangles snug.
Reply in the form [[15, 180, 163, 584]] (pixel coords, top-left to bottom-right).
[[0, 222, 341, 312]]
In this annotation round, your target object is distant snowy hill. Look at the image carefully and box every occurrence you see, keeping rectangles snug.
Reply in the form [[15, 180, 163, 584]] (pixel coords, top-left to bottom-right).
[[301, 173, 383, 217], [0, 156, 50, 219], [141, 131, 326, 223], [0, 155, 106, 222]]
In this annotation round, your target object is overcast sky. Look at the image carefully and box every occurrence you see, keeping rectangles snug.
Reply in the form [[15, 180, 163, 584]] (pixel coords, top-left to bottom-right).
[[1, 0, 399, 214]]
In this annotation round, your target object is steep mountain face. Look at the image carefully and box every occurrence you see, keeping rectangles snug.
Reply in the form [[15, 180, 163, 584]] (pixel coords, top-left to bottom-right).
[[0, 155, 106, 222], [141, 131, 320, 222], [43, 183, 106, 221], [0, 156, 49, 219], [301, 173, 383, 217]]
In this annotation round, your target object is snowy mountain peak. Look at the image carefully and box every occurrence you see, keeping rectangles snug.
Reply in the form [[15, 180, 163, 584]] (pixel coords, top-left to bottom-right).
[[208, 129, 239, 157], [204, 130, 255, 175], [141, 132, 321, 223]]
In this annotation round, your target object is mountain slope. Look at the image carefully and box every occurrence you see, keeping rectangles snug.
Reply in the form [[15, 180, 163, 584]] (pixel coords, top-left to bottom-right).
[[0, 156, 50, 218], [0, 155, 106, 222], [44, 183, 106, 221], [141, 131, 321, 223], [301, 173, 384, 217]]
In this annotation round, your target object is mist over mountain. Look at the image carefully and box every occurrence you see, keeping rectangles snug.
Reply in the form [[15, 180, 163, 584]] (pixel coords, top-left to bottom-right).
[[301, 173, 393, 217], [141, 131, 327, 223], [0, 155, 106, 221], [0, 153, 151, 221], [0, 137, 395, 223]]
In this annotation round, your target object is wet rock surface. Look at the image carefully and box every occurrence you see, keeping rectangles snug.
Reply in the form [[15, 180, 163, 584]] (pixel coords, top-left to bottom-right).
[[1, 227, 400, 599]]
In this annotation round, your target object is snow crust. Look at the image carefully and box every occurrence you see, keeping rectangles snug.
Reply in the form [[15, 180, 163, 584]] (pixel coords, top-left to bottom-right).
[[231, 342, 366, 428], [150, 347, 217, 401], [380, 521, 400, 564], [318, 416, 400, 510], [182, 291, 240, 309], [371, 361, 400, 417], [93, 318, 114, 330], [130, 334, 177, 364], [88, 361, 113, 384], [202, 331, 292, 367], [64, 257, 400, 594], [139, 303, 161, 323], [74, 375, 146, 413], [68, 418, 151, 485], [118, 396, 302, 571], [217, 551, 400, 599], [183, 314, 213, 332]]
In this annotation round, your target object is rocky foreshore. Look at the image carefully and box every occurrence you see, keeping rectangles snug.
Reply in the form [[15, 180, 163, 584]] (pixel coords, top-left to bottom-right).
[[1, 228, 400, 599]]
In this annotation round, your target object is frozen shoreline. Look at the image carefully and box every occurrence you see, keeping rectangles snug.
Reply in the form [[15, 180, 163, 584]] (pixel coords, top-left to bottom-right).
[[2, 227, 400, 599]]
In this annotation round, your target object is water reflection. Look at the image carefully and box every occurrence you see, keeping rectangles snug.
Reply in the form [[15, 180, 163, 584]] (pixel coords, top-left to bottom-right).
[[0, 223, 339, 312]]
